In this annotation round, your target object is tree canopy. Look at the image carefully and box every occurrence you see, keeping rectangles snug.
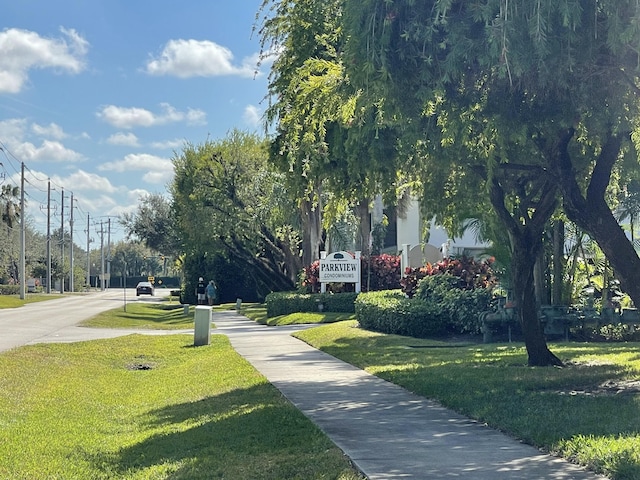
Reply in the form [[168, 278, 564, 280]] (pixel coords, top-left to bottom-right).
[[334, 0, 640, 365], [169, 129, 301, 302]]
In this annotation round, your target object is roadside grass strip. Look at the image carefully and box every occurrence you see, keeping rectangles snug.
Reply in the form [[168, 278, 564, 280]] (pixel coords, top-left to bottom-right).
[[80, 303, 195, 330], [0, 294, 65, 309], [0, 334, 363, 480]]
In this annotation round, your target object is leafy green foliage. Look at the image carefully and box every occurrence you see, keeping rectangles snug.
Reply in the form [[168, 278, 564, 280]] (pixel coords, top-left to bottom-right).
[[401, 256, 497, 298], [355, 290, 449, 337], [120, 193, 180, 259], [415, 275, 494, 334], [170, 130, 301, 303], [266, 291, 358, 317]]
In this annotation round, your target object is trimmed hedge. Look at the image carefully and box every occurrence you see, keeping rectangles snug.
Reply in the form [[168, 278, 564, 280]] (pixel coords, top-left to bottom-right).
[[355, 290, 449, 337], [0, 285, 20, 295], [416, 274, 493, 334], [265, 291, 358, 317]]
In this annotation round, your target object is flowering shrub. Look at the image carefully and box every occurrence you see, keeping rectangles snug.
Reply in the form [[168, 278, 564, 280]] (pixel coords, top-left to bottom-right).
[[300, 260, 321, 293], [363, 254, 401, 291], [400, 256, 497, 298], [299, 254, 401, 293]]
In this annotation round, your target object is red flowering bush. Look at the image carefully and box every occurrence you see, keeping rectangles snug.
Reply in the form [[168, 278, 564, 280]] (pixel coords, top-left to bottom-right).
[[363, 254, 401, 291], [300, 260, 321, 293], [401, 256, 497, 298]]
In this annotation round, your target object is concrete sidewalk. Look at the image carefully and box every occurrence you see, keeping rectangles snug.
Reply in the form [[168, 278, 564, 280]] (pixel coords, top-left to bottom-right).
[[213, 310, 607, 480]]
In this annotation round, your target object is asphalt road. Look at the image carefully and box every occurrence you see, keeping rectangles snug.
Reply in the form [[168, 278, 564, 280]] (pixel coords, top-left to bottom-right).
[[0, 288, 178, 353]]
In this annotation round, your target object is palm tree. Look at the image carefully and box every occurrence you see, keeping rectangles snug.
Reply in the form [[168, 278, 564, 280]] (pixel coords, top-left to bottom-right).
[[0, 184, 21, 231]]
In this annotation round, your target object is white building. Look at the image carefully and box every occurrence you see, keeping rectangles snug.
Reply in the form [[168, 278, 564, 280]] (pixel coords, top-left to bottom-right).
[[381, 197, 490, 268]]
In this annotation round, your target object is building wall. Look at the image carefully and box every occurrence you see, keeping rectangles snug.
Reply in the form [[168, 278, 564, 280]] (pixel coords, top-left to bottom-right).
[[395, 198, 490, 259]]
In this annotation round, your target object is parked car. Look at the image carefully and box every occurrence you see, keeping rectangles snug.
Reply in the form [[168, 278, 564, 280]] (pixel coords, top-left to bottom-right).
[[136, 281, 154, 296]]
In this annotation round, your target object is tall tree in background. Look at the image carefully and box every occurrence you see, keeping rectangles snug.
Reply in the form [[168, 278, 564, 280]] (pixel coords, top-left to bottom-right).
[[170, 129, 300, 302], [257, 0, 401, 261], [257, 0, 344, 264], [0, 184, 20, 231], [121, 193, 180, 259], [0, 184, 21, 283], [342, 0, 640, 365]]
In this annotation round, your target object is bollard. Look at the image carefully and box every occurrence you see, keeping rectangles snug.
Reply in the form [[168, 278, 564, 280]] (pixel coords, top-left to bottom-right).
[[194, 306, 212, 346], [235, 298, 242, 311], [183, 304, 190, 316]]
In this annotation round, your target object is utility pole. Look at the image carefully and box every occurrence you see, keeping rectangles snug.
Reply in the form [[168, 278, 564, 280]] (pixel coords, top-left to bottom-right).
[[60, 189, 64, 294], [99, 220, 105, 291], [19, 162, 25, 300], [106, 218, 111, 290], [69, 193, 74, 293], [46, 180, 51, 294], [86, 213, 90, 290]]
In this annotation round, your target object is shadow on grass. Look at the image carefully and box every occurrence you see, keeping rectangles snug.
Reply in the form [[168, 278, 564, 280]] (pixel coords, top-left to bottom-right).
[[90, 384, 354, 480], [313, 333, 640, 446], [119, 304, 192, 326]]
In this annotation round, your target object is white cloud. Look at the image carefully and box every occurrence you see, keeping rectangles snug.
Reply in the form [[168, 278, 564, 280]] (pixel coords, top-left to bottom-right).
[[0, 27, 88, 93], [14, 139, 83, 163], [97, 103, 207, 129], [0, 118, 82, 162], [106, 132, 140, 147], [31, 122, 67, 140], [51, 169, 117, 193], [145, 38, 256, 78], [26, 140, 82, 163], [98, 153, 173, 185], [0, 118, 27, 141], [150, 138, 184, 150], [243, 105, 262, 128]]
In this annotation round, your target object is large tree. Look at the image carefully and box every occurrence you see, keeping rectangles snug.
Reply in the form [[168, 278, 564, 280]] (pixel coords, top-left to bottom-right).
[[342, 0, 640, 365], [257, 0, 400, 261], [120, 193, 180, 259], [170, 129, 300, 302]]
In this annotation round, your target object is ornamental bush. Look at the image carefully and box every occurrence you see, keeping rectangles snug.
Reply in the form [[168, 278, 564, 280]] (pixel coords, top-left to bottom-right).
[[400, 256, 497, 298], [355, 290, 449, 337], [415, 274, 493, 334], [0, 284, 20, 295], [266, 291, 358, 317]]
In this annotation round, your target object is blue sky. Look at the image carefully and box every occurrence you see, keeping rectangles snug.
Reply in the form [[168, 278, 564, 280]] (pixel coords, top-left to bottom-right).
[[0, 0, 271, 243]]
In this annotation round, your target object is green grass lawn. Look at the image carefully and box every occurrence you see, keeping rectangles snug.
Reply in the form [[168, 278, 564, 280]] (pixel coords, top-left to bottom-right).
[[0, 334, 363, 480], [80, 302, 196, 329], [11, 300, 640, 479], [80, 302, 244, 330], [294, 320, 640, 480], [0, 293, 65, 309], [241, 304, 355, 326]]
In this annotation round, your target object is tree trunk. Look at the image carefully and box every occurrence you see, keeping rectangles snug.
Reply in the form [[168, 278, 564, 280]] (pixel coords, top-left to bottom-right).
[[533, 250, 548, 308], [554, 129, 640, 309], [511, 234, 563, 367], [489, 174, 563, 367], [355, 199, 371, 255], [300, 197, 323, 266], [552, 220, 565, 305]]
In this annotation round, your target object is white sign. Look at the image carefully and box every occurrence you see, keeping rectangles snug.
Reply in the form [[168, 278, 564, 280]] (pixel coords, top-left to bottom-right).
[[319, 251, 360, 283]]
